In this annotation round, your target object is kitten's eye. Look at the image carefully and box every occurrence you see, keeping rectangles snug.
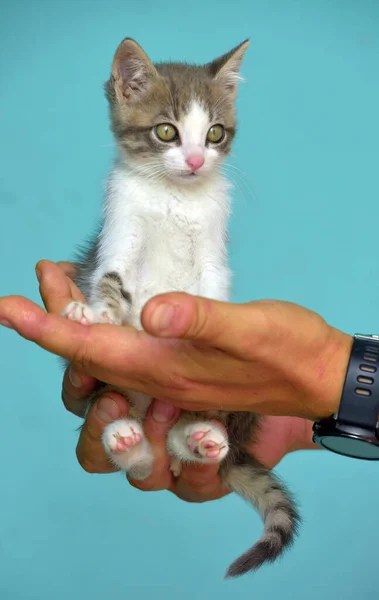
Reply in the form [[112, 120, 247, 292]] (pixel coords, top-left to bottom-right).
[[207, 125, 225, 144], [155, 123, 178, 142]]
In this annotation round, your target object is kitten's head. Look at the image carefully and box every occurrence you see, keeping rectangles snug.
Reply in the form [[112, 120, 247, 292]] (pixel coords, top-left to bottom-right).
[[105, 38, 249, 184]]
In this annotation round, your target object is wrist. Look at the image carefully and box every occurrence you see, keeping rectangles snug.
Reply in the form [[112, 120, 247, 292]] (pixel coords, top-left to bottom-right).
[[308, 329, 353, 421], [288, 419, 320, 453]]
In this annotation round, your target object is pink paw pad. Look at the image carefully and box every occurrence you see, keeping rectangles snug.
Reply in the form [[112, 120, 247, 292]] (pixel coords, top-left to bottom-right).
[[100, 312, 116, 325], [187, 430, 226, 460], [67, 307, 85, 322], [193, 431, 207, 441], [112, 428, 142, 454], [63, 302, 94, 325]]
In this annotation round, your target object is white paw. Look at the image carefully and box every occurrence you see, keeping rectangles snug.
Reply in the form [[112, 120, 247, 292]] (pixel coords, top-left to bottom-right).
[[168, 421, 229, 464], [102, 419, 154, 478], [62, 301, 97, 325], [62, 301, 120, 325], [102, 419, 144, 454], [185, 422, 229, 462]]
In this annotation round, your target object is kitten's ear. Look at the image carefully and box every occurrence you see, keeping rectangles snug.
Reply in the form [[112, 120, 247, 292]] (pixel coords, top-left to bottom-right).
[[207, 39, 250, 97], [110, 38, 158, 103]]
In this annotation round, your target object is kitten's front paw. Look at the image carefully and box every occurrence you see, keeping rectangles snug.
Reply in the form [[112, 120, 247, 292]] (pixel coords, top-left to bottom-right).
[[62, 301, 121, 325], [185, 422, 229, 462], [62, 301, 97, 325]]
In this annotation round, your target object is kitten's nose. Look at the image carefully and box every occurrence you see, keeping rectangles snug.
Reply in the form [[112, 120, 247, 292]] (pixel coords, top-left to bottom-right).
[[186, 155, 205, 172]]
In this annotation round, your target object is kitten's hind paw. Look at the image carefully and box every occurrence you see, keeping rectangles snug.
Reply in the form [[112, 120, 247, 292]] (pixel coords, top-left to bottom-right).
[[168, 420, 229, 465], [102, 419, 154, 477], [103, 420, 143, 454], [186, 422, 229, 462]]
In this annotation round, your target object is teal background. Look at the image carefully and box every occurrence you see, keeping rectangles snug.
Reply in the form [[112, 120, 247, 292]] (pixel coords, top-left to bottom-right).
[[1, 0, 379, 598]]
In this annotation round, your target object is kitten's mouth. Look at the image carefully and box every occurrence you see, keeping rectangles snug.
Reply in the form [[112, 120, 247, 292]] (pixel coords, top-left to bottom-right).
[[171, 169, 204, 182], [176, 171, 198, 179]]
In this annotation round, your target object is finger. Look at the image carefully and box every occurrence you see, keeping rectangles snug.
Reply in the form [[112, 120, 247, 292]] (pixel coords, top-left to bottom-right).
[[141, 293, 268, 358], [0, 295, 139, 373], [36, 260, 85, 313], [0, 295, 193, 398], [128, 400, 180, 492], [56, 261, 77, 279], [172, 462, 227, 503], [62, 365, 97, 417], [76, 392, 129, 474], [0, 295, 264, 412]]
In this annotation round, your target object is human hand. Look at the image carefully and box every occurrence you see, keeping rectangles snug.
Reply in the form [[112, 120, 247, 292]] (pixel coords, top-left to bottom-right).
[[0, 259, 352, 420], [63, 367, 317, 502], [55, 262, 317, 500]]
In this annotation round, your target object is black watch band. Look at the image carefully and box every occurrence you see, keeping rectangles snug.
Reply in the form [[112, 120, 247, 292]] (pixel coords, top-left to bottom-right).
[[313, 334, 379, 460]]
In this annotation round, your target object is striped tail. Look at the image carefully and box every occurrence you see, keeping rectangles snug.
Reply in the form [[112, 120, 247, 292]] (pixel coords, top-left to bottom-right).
[[222, 457, 300, 578]]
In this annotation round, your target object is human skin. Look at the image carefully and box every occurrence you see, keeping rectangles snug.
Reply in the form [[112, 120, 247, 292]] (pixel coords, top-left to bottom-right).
[[0, 260, 352, 420], [0, 260, 351, 500]]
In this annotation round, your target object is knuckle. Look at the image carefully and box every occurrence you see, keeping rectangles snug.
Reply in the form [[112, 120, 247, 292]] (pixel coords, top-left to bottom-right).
[[61, 389, 75, 413], [76, 447, 98, 474], [136, 369, 192, 394], [71, 336, 95, 375], [128, 478, 156, 492], [61, 389, 70, 410], [185, 480, 210, 494], [171, 492, 202, 504], [181, 466, 220, 492], [61, 389, 85, 417], [162, 373, 196, 396], [172, 486, 215, 503], [189, 305, 209, 339], [184, 496, 209, 504]]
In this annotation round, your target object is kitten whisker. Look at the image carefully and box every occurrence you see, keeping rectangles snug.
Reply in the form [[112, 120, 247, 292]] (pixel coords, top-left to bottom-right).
[[222, 163, 259, 207]]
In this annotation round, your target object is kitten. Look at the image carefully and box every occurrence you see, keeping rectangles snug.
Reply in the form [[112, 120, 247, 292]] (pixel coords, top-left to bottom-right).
[[63, 37, 300, 578]]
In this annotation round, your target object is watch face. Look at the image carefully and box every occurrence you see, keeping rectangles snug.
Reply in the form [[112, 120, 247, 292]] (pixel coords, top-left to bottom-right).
[[320, 434, 379, 460]]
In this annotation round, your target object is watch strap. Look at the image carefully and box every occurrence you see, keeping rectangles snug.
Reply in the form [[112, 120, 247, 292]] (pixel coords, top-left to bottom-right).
[[337, 335, 379, 430]]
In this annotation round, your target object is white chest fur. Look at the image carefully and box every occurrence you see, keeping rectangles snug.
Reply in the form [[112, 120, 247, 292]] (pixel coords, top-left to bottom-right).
[[94, 165, 232, 328]]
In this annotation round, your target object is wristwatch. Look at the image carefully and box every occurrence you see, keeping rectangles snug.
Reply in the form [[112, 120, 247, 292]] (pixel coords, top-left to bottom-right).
[[313, 334, 379, 460]]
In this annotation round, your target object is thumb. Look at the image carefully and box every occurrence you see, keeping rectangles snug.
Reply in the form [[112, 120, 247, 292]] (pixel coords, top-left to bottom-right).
[[141, 292, 267, 357]]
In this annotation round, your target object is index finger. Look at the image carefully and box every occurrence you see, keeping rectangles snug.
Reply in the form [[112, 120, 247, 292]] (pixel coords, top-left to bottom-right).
[[56, 261, 77, 279], [0, 295, 177, 396]]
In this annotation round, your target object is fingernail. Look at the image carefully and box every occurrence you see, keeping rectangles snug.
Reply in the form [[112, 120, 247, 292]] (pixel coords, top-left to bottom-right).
[[152, 400, 176, 423], [0, 318, 12, 329], [151, 303, 175, 333], [69, 367, 82, 388], [35, 268, 41, 282], [96, 396, 120, 424]]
